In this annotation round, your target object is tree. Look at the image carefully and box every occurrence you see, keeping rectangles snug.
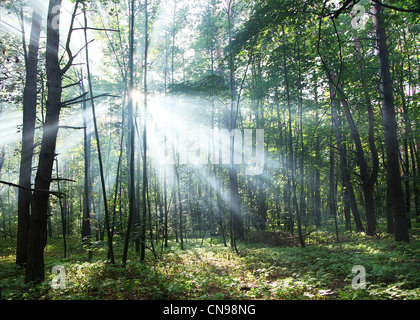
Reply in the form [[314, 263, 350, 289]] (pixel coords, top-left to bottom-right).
[[226, 0, 244, 245], [122, 0, 136, 266], [16, 2, 43, 266], [25, 0, 66, 283], [82, 1, 115, 263], [141, 0, 149, 260], [80, 67, 92, 260], [372, 2, 409, 242]]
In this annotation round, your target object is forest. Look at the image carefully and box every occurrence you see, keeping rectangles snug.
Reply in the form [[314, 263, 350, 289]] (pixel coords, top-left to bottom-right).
[[0, 0, 419, 303]]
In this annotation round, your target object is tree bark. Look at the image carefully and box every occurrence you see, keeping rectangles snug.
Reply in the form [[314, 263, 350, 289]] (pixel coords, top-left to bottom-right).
[[372, 2, 409, 241], [328, 70, 373, 234], [123, 0, 136, 266], [16, 4, 43, 266], [82, 2, 114, 263], [81, 68, 92, 260], [297, 40, 305, 247], [227, 0, 243, 244], [25, 0, 63, 283], [354, 31, 380, 235], [313, 72, 321, 228]]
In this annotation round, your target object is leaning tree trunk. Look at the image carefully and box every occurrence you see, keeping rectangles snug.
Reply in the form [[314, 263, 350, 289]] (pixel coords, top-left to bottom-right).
[[328, 72, 370, 234], [372, 3, 409, 242]]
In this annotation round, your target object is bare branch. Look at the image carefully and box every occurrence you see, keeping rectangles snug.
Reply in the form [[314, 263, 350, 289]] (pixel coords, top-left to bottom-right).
[[73, 27, 119, 32], [332, 0, 359, 20], [62, 81, 82, 89], [61, 1, 81, 75], [62, 91, 89, 105], [59, 125, 86, 130], [62, 93, 119, 107], [0, 180, 65, 198], [51, 178, 77, 183]]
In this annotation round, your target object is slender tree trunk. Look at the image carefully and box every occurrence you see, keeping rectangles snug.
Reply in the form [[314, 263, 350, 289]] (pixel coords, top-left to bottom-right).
[[330, 88, 364, 232], [314, 112, 321, 228], [82, 2, 114, 262], [410, 141, 420, 218], [171, 0, 176, 87], [330, 104, 339, 241], [328, 69, 372, 233], [227, 0, 243, 245], [282, 27, 293, 233], [163, 136, 168, 247], [177, 172, 184, 250], [123, 0, 136, 266], [372, 3, 409, 241], [341, 131, 352, 232], [55, 159, 66, 258], [297, 41, 305, 247], [16, 4, 43, 266], [282, 25, 300, 241], [140, 0, 149, 260], [313, 72, 321, 228], [81, 68, 92, 260], [354, 32, 380, 235]]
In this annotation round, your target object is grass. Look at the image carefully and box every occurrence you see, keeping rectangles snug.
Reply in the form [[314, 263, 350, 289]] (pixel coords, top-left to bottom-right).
[[0, 226, 419, 300]]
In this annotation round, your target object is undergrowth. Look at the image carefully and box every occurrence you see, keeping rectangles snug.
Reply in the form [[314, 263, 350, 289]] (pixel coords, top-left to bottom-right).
[[0, 228, 419, 300]]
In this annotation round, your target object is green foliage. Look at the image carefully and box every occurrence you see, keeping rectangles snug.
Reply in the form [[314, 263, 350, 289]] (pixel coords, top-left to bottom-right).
[[1, 232, 419, 300], [169, 73, 229, 97]]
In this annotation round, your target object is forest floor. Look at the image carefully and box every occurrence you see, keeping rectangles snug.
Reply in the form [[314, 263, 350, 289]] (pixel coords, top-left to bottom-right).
[[0, 223, 419, 300]]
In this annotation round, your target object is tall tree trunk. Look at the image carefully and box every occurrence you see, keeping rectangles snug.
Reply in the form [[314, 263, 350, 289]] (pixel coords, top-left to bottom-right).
[[314, 111, 321, 228], [372, 3, 409, 241], [82, 2, 114, 262], [410, 141, 420, 218], [329, 104, 339, 241], [171, 0, 176, 87], [227, 0, 243, 245], [123, 0, 136, 266], [313, 72, 321, 228], [297, 40, 305, 248], [328, 72, 371, 233], [16, 4, 43, 266], [81, 68, 92, 260], [163, 136, 169, 248], [55, 159, 67, 258], [140, 0, 149, 260], [282, 26, 293, 234], [25, 0, 63, 283], [354, 31, 380, 234]]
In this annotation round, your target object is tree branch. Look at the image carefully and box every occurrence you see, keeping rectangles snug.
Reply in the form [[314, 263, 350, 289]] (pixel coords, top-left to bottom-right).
[[332, 0, 359, 20], [62, 81, 82, 89], [59, 125, 86, 130], [371, 0, 420, 14], [332, 0, 420, 19], [73, 27, 119, 32], [62, 93, 119, 107], [0, 180, 65, 198], [51, 178, 77, 183], [62, 91, 89, 105], [61, 1, 81, 75], [0, 229, 16, 239]]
